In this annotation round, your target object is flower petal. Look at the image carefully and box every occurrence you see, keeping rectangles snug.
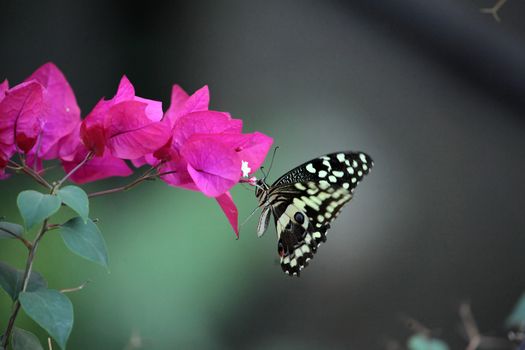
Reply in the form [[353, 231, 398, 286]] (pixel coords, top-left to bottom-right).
[[173, 111, 242, 149], [114, 75, 135, 102], [181, 136, 241, 197], [158, 154, 198, 191], [25, 63, 81, 159], [216, 191, 239, 238], [184, 85, 209, 115], [62, 146, 132, 184], [0, 81, 44, 154], [134, 96, 163, 122], [192, 132, 273, 175], [105, 101, 170, 159], [164, 85, 209, 128], [57, 122, 82, 161], [0, 80, 8, 102]]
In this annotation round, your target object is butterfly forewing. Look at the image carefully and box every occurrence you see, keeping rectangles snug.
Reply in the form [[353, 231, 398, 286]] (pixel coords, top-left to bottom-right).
[[257, 151, 373, 276]]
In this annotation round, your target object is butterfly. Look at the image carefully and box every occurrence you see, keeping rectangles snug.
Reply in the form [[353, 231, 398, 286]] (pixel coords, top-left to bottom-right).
[[254, 151, 373, 276]]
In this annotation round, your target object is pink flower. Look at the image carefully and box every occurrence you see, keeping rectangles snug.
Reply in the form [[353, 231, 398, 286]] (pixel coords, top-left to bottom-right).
[[81, 76, 169, 159], [158, 85, 273, 235], [0, 80, 8, 100], [104, 100, 169, 159], [1, 63, 276, 237], [216, 192, 239, 237], [0, 81, 45, 162], [131, 85, 211, 168], [61, 143, 132, 184], [181, 134, 242, 197], [25, 63, 81, 161], [163, 85, 210, 128]]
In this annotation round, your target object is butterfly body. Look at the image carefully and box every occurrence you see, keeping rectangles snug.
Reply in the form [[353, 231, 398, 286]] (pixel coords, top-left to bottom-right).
[[255, 151, 373, 276]]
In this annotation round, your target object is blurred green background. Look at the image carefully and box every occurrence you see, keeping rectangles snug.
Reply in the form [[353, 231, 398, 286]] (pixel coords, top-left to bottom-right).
[[1, 0, 525, 349]]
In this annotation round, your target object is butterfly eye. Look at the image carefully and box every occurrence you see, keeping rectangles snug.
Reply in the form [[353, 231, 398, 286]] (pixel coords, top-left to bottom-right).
[[294, 212, 305, 224], [277, 241, 286, 257]]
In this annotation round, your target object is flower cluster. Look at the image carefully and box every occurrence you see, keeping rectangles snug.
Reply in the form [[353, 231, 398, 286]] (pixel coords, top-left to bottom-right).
[[0, 63, 273, 236]]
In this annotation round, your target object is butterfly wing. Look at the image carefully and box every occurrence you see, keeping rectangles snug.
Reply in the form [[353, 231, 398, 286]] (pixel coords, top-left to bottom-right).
[[269, 151, 373, 276]]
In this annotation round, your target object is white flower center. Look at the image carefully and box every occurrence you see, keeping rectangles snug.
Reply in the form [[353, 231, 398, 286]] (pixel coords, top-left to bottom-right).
[[241, 160, 251, 177]]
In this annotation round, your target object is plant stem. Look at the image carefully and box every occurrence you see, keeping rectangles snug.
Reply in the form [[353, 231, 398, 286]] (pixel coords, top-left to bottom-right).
[[57, 151, 93, 187], [60, 280, 90, 294], [0, 226, 32, 250], [1, 218, 49, 348], [87, 175, 151, 198], [9, 160, 52, 190], [88, 163, 169, 198]]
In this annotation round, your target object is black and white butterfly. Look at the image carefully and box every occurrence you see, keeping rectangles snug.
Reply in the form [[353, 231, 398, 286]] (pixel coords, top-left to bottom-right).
[[254, 151, 373, 276]]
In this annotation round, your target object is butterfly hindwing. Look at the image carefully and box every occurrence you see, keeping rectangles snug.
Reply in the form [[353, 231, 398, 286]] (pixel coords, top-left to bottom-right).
[[256, 151, 373, 276]]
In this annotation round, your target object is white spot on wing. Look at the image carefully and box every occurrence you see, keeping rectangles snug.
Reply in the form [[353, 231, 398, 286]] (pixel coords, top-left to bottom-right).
[[322, 160, 332, 170], [295, 183, 306, 190], [301, 196, 320, 210], [307, 188, 318, 195], [319, 180, 330, 189], [306, 163, 316, 173]]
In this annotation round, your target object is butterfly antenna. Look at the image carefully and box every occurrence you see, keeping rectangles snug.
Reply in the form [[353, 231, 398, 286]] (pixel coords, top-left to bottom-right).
[[264, 146, 279, 181], [260, 166, 268, 180], [240, 205, 262, 227]]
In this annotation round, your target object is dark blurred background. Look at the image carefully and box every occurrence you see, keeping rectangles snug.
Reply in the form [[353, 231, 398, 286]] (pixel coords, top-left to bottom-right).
[[1, 0, 525, 349]]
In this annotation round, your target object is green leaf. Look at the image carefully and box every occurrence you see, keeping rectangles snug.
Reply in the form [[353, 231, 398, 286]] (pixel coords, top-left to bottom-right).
[[58, 186, 89, 222], [0, 221, 24, 239], [17, 191, 61, 230], [60, 217, 109, 268], [506, 292, 525, 328], [0, 261, 47, 300], [408, 334, 449, 350], [19, 289, 73, 350], [12, 327, 44, 350]]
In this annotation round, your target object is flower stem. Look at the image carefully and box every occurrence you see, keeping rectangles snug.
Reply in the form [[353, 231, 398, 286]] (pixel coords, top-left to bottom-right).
[[8, 160, 52, 190], [88, 163, 167, 198], [1, 218, 49, 348], [57, 151, 93, 187]]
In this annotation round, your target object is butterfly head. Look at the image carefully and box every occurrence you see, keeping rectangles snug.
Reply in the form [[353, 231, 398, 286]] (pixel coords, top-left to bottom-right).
[[254, 178, 270, 201]]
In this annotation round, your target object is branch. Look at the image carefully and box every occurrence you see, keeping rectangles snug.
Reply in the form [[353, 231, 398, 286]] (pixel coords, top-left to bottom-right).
[[8, 160, 52, 190], [60, 280, 91, 294], [459, 303, 511, 349], [1, 218, 49, 348], [460, 303, 481, 350], [0, 226, 32, 250], [57, 151, 93, 187], [480, 0, 508, 22], [88, 163, 167, 198]]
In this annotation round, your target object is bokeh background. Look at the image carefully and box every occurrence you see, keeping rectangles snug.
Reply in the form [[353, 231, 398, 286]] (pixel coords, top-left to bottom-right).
[[1, 0, 525, 349]]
